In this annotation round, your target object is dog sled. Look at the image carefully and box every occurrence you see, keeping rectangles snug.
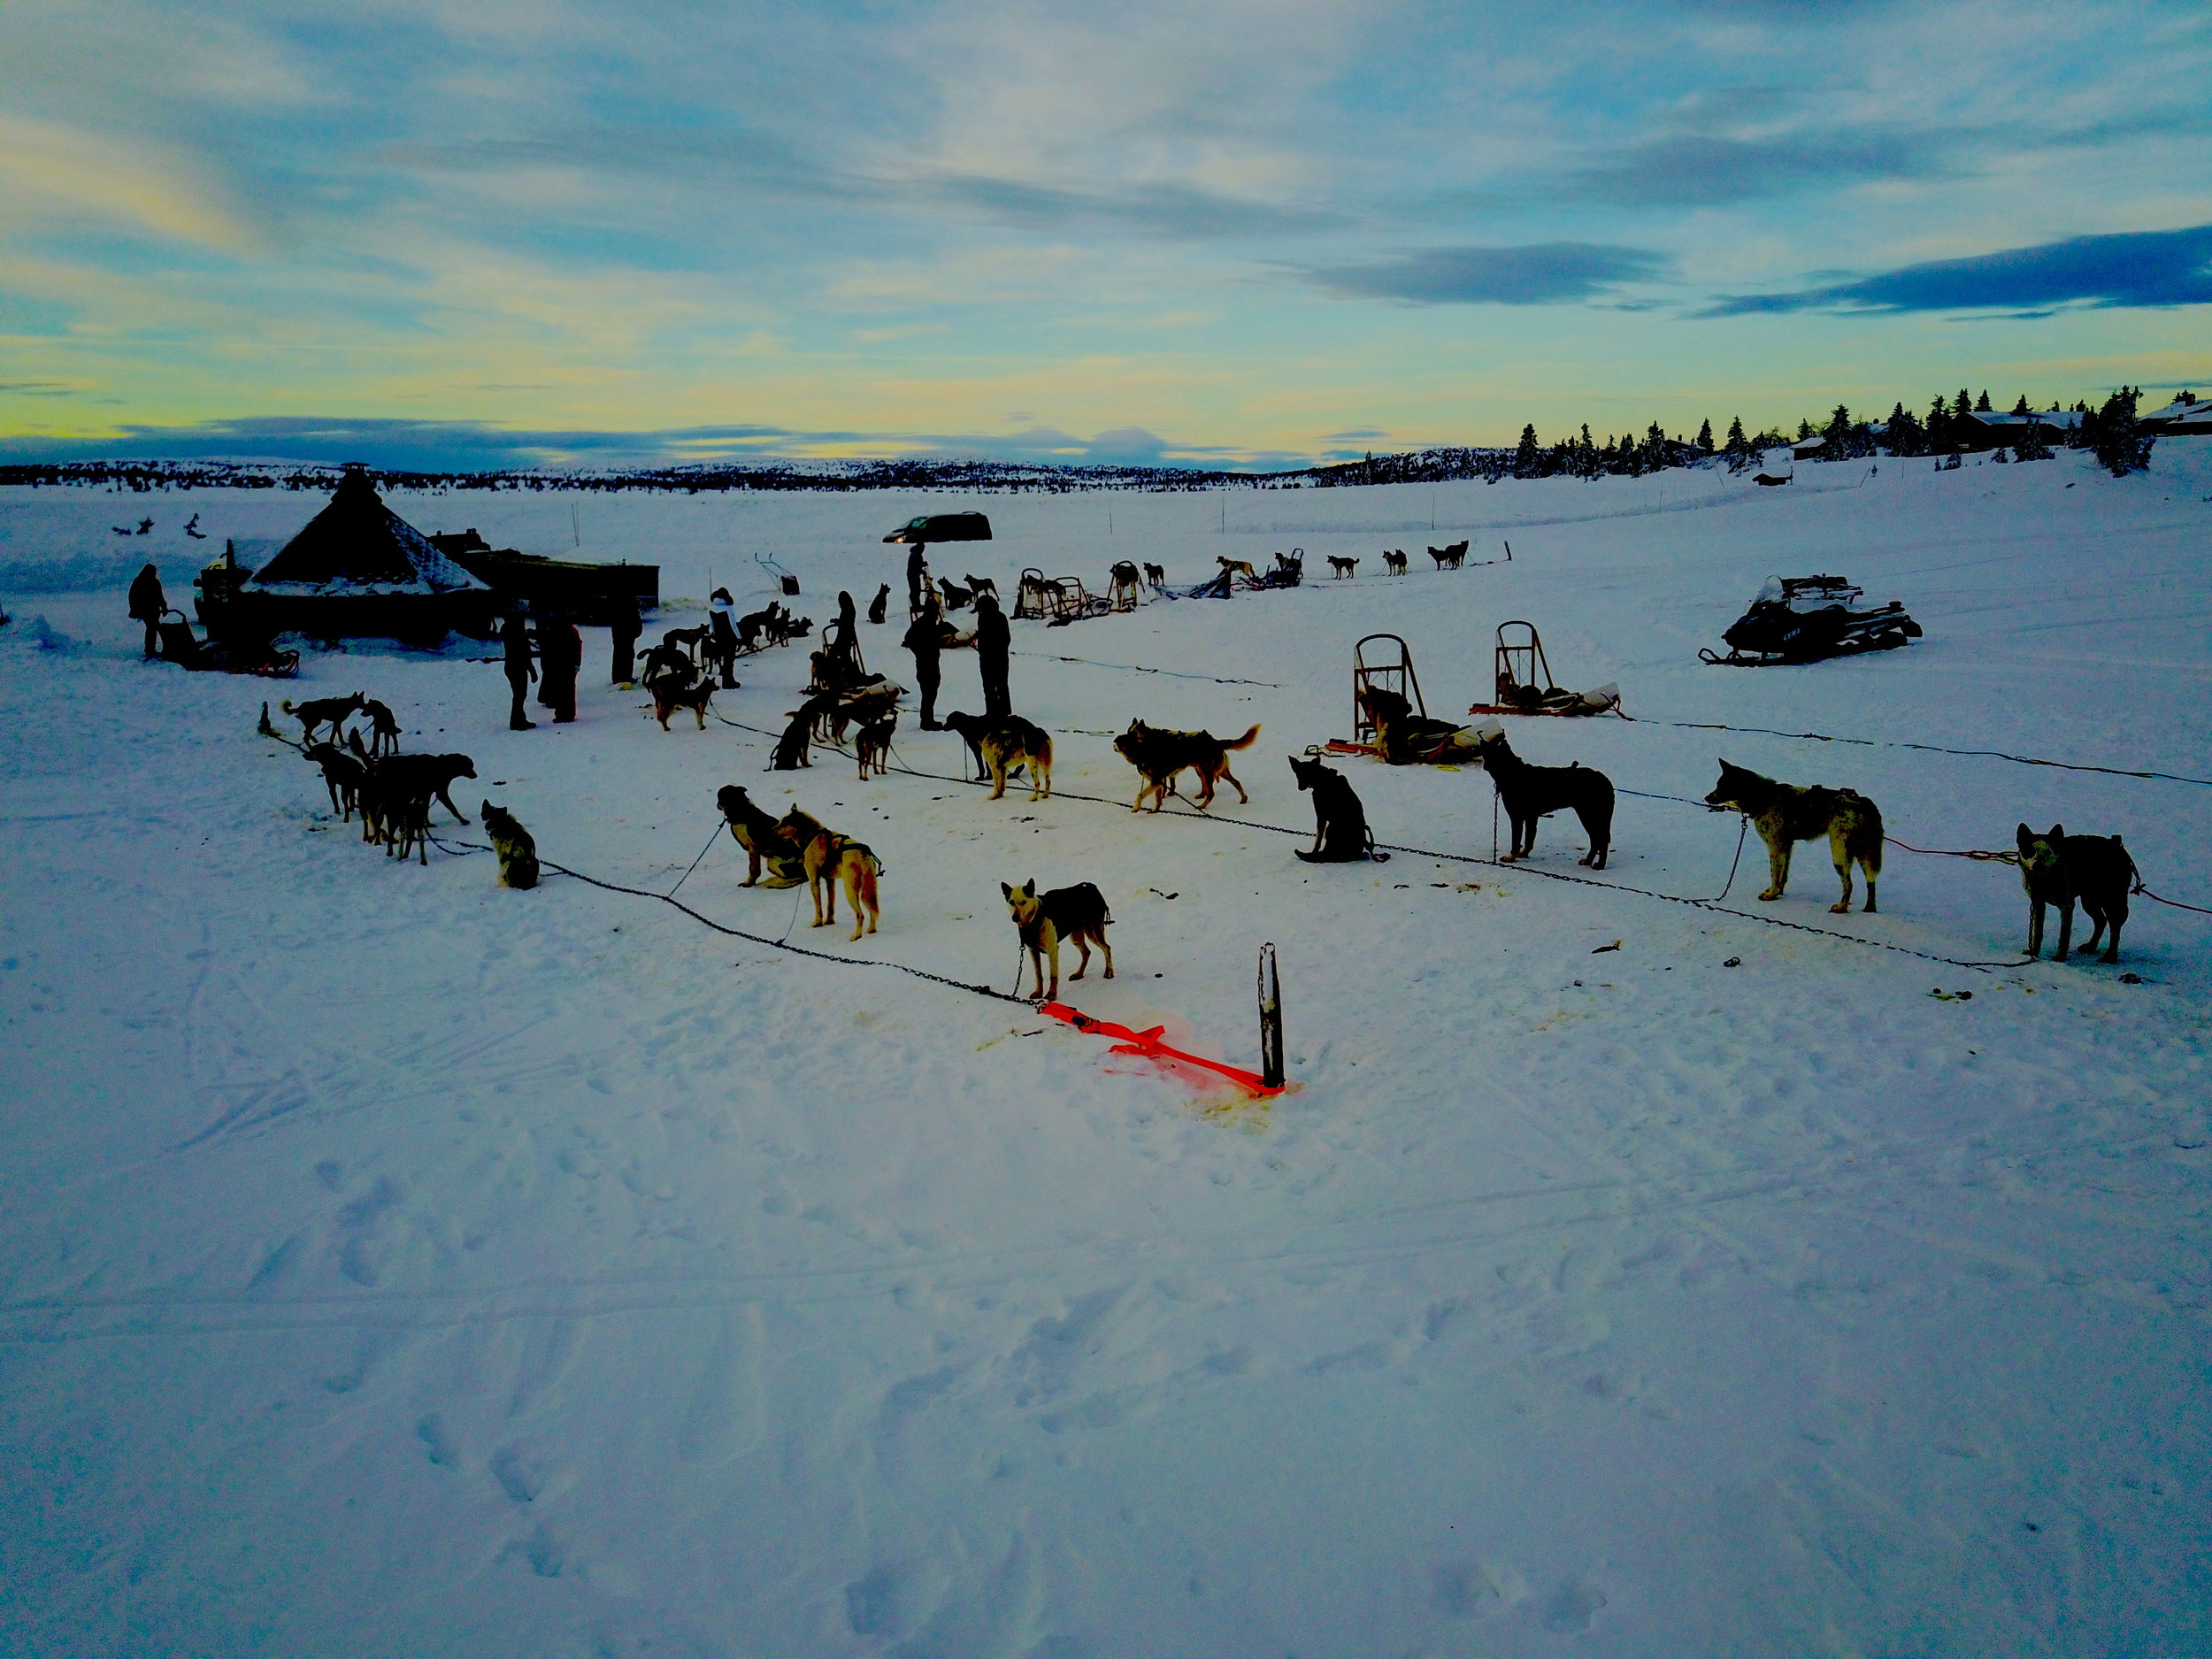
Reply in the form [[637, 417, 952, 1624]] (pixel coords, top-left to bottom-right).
[[754, 547, 800, 597], [1108, 560, 1143, 613], [1013, 568, 1112, 626], [1184, 551, 1302, 600], [156, 609, 300, 678], [1317, 635, 1478, 764], [1466, 621, 1621, 716], [1700, 575, 1922, 666]]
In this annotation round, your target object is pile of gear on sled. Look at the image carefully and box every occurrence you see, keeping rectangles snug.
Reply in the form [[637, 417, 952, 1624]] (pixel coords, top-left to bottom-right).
[[1323, 626, 1620, 764], [1701, 574, 1922, 666]]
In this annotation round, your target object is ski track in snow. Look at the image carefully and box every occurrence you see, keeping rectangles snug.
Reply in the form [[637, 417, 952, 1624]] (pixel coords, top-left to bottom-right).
[[2, 448, 2209, 1656]]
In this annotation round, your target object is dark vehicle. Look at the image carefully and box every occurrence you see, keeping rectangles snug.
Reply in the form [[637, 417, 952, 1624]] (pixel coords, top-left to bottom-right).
[[882, 512, 992, 544], [1701, 574, 1922, 667]]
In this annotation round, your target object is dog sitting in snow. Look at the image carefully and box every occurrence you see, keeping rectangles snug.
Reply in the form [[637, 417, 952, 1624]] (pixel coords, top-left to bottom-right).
[[1288, 755, 1383, 863], [1704, 760, 1880, 912], [2017, 823, 2135, 963], [1476, 728, 1614, 869], [480, 800, 539, 889], [779, 806, 881, 941], [1113, 718, 1259, 812], [1002, 879, 1114, 1001], [715, 784, 805, 887]]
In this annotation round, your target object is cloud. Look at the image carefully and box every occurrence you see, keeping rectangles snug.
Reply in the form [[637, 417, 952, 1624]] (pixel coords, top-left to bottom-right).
[[1704, 223, 2212, 316], [0, 416, 1250, 472], [1559, 130, 1946, 208], [1302, 243, 1668, 305], [0, 112, 250, 250]]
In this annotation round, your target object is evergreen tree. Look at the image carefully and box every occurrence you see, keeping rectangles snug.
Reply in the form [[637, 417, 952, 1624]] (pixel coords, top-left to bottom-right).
[[1883, 401, 1925, 457], [1975, 389, 1992, 412], [2010, 394, 2031, 416], [1927, 393, 1954, 451], [2082, 386, 2154, 475], [1511, 423, 1542, 478], [1695, 418, 1714, 452], [1796, 417, 1815, 440]]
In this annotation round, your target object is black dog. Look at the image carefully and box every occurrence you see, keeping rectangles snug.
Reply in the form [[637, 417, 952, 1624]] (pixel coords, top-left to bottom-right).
[[2017, 823, 2136, 963], [867, 584, 889, 625], [1476, 728, 1613, 868], [772, 695, 837, 770], [1288, 755, 1383, 863]]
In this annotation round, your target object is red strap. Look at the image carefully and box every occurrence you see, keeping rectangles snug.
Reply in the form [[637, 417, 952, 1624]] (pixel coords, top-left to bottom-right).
[[1039, 1002, 1283, 1097]]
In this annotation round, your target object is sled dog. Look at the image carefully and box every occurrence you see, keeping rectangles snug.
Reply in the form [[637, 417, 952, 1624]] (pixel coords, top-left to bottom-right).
[[2017, 823, 2134, 964], [1113, 719, 1260, 812], [965, 574, 999, 604], [1382, 549, 1407, 576], [653, 676, 716, 731], [1002, 879, 1114, 1001], [1704, 760, 1882, 912], [715, 785, 806, 887], [779, 806, 881, 940], [358, 697, 402, 757], [1428, 541, 1468, 571], [1476, 729, 1614, 868], [1143, 562, 1167, 592], [302, 741, 365, 821], [1288, 754, 1383, 863], [1327, 556, 1359, 579], [853, 710, 895, 779], [944, 710, 1054, 801], [480, 800, 540, 889], [282, 691, 365, 746]]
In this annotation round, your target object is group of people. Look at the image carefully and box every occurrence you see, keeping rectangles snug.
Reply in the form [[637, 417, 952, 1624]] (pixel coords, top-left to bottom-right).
[[896, 541, 1010, 728], [499, 597, 643, 729]]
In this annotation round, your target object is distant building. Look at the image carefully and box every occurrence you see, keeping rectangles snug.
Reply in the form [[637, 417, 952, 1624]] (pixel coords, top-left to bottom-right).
[[2143, 394, 2212, 434], [1962, 408, 2084, 449]]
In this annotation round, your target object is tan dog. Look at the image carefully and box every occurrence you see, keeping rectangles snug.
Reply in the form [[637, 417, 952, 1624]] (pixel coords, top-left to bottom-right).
[[1705, 760, 1882, 912], [779, 806, 882, 940]]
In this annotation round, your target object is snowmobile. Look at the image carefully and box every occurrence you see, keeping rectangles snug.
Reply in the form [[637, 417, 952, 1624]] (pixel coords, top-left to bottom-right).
[[1701, 575, 1922, 667]]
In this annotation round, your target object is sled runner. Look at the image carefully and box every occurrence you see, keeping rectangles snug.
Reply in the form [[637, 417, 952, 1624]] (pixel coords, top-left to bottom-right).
[[157, 609, 300, 678], [1014, 569, 1112, 626], [1467, 621, 1621, 716], [1701, 575, 1922, 666]]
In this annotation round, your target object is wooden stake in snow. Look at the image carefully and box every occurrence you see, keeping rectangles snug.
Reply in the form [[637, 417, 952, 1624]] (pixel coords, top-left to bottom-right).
[[1258, 943, 1284, 1091]]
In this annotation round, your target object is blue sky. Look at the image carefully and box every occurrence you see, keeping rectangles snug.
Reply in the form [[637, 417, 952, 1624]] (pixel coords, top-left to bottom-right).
[[3, 0, 2208, 468]]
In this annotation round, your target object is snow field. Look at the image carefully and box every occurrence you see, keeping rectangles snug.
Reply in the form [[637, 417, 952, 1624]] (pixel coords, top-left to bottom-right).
[[2, 443, 2208, 1656]]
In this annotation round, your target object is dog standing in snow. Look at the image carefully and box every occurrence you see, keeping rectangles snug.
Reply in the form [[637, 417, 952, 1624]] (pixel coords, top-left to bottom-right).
[[1705, 760, 1879, 911], [1002, 879, 1114, 1001], [2017, 823, 2134, 962]]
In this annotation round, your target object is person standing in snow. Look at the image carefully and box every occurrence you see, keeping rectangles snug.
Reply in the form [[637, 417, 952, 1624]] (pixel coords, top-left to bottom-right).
[[536, 610, 581, 724], [902, 595, 946, 729], [905, 543, 929, 615], [825, 589, 860, 677], [501, 607, 536, 730], [127, 563, 165, 658], [609, 595, 641, 687], [974, 589, 1011, 718], [707, 588, 741, 689]]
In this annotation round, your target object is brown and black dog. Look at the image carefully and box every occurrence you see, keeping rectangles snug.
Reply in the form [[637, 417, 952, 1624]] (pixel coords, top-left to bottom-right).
[[1113, 719, 1259, 812], [302, 741, 366, 821], [944, 710, 1054, 801], [1002, 879, 1114, 1001], [1382, 549, 1408, 576], [779, 806, 881, 940], [1326, 556, 1358, 579], [1705, 760, 1882, 912], [653, 676, 716, 732], [715, 785, 806, 887], [853, 710, 896, 779], [2017, 823, 2135, 963]]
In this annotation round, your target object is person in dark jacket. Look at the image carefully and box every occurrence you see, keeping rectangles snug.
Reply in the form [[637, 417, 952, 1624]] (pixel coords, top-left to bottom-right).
[[610, 596, 641, 687], [974, 590, 1011, 718], [905, 543, 929, 614], [536, 611, 582, 724], [901, 597, 946, 729], [128, 564, 165, 658], [502, 608, 536, 729]]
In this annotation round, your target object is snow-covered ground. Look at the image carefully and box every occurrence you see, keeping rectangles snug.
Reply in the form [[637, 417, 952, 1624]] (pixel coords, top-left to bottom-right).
[[4, 445, 2208, 1657]]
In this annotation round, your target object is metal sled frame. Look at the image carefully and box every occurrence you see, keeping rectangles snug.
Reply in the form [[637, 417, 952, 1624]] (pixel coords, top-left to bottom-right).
[[1493, 620, 1553, 703], [1016, 569, 1112, 626], [1352, 633, 1427, 747], [1108, 565, 1143, 612], [754, 547, 800, 596]]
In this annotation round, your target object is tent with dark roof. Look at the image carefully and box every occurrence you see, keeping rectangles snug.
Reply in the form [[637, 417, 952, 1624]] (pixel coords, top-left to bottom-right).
[[226, 465, 495, 644]]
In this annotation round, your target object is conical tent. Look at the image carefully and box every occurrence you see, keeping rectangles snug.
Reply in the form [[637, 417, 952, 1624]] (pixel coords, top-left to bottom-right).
[[247, 465, 485, 595]]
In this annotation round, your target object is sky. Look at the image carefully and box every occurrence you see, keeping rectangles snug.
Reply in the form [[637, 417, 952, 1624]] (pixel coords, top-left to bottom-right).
[[3, 0, 2209, 470]]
